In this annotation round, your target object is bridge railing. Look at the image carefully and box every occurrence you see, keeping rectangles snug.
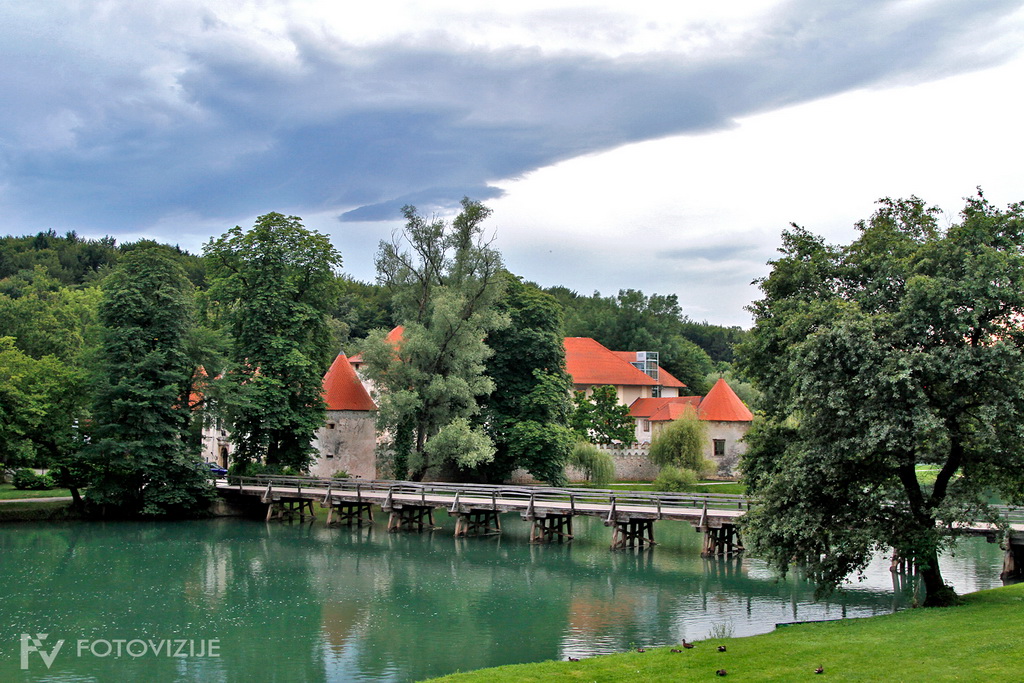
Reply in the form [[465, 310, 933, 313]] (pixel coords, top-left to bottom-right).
[[991, 504, 1024, 525], [225, 474, 752, 514]]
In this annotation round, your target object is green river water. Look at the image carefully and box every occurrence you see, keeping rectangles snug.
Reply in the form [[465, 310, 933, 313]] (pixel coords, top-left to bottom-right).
[[0, 513, 1008, 682]]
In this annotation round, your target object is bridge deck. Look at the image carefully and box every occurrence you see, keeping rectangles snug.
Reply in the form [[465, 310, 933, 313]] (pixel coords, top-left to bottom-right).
[[220, 477, 746, 528], [216, 475, 1024, 541]]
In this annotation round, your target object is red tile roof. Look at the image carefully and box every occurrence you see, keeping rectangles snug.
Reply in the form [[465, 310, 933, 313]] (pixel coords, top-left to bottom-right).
[[698, 378, 754, 422], [629, 396, 700, 419], [565, 337, 664, 387], [628, 380, 752, 423], [323, 353, 376, 411]]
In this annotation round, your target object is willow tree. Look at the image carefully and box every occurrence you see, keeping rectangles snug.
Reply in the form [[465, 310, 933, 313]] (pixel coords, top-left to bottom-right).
[[205, 213, 342, 472], [649, 411, 711, 475], [738, 194, 1024, 606], [363, 198, 505, 480]]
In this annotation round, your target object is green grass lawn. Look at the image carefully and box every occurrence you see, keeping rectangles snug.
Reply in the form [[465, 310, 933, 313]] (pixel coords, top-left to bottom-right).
[[0, 483, 73, 500], [423, 582, 1024, 682]]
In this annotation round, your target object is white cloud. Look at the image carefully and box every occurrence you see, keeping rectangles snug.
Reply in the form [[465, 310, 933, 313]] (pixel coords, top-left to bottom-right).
[[489, 51, 1024, 326]]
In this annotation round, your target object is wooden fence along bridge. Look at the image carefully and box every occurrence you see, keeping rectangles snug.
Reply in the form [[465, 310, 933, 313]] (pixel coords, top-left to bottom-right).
[[219, 475, 749, 555], [217, 476, 1024, 574]]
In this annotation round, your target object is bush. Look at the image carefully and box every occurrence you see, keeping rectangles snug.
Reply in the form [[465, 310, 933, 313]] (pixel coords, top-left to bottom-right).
[[649, 412, 713, 473], [652, 465, 698, 492], [568, 442, 615, 486], [331, 470, 351, 479], [12, 468, 55, 490], [226, 462, 306, 477]]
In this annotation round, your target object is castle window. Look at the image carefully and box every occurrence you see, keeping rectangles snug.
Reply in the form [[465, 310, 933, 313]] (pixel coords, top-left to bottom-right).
[[713, 439, 726, 456]]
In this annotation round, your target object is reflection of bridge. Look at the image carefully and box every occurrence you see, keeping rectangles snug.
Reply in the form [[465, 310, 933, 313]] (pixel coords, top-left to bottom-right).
[[216, 476, 1024, 575]]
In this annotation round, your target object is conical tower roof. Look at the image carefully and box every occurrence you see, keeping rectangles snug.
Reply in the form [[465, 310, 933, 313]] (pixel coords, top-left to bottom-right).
[[323, 353, 376, 411], [698, 378, 753, 422]]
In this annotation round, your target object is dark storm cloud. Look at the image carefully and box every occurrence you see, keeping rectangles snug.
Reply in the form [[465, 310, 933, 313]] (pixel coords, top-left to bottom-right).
[[0, 0, 1020, 235]]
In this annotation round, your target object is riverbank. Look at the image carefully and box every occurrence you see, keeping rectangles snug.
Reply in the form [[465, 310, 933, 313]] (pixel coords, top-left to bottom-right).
[[0, 499, 78, 522], [423, 582, 1024, 682]]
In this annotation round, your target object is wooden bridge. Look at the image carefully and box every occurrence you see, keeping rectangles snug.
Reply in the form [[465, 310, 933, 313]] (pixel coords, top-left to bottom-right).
[[216, 475, 1024, 575], [218, 475, 750, 554]]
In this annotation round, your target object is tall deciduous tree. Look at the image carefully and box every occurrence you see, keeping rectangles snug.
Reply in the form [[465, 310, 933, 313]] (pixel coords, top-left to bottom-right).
[[86, 246, 212, 517], [474, 274, 575, 484], [363, 198, 504, 480], [205, 213, 342, 473], [738, 194, 1024, 606]]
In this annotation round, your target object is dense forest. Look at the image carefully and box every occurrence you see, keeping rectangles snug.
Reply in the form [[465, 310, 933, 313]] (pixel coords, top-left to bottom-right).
[[0, 229, 747, 374]]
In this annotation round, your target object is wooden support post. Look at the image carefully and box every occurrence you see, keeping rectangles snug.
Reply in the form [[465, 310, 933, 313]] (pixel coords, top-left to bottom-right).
[[325, 502, 375, 527], [701, 524, 742, 557], [610, 518, 655, 550], [387, 505, 438, 533], [452, 509, 502, 537], [529, 514, 575, 544], [1002, 542, 1023, 580]]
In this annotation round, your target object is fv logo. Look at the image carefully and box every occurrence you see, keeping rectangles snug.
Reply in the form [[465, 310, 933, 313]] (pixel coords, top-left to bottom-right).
[[20, 633, 65, 670]]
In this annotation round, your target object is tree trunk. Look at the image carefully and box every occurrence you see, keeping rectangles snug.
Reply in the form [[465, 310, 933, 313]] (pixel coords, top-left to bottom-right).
[[69, 486, 84, 510], [918, 546, 955, 607]]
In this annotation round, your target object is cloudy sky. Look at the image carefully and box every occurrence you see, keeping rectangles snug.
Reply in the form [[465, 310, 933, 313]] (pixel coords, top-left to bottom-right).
[[3, 1, 1023, 327]]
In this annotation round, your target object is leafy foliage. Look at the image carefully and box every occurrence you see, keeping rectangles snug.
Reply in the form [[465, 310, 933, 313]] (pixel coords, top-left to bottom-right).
[[567, 442, 615, 486], [474, 274, 575, 484], [0, 266, 102, 362], [85, 246, 213, 517], [652, 465, 698, 492], [737, 193, 1024, 606], [570, 385, 635, 445], [364, 199, 505, 480], [12, 468, 54, 490], [328, 275, 396, 352], [205, 213, 342, 472], [0, 337, 86, 474], [648, 411, 713, 475]]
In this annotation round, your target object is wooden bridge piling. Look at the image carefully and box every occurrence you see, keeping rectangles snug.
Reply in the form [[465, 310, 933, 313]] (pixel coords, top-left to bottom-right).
[[610, 519, 656, 550], [387, 505, 439, 532], [325, 502, 375, 527], [700, 524, 742, 557], [265, 499, 316, 522], [528, 514, 574, 543], [1001, 541, 1023, 580], [452, 509, 502, 537]]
